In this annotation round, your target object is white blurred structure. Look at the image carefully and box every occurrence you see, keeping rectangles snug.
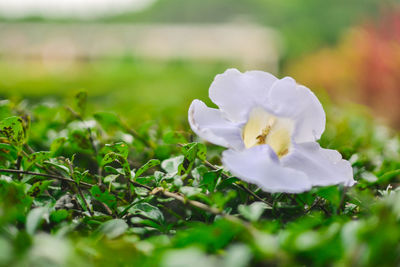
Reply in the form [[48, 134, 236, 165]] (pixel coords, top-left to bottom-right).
[[0, 0, 154, 19], [0, 22, 280, 70]]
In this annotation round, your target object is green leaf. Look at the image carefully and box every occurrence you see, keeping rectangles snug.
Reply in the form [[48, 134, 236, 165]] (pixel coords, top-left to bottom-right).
[[27, 180, 53, 197], [26, 207, 50, 235], [68, 129, 92, 151], [0, 236, 12, 264], [26, 151, 52, 170], [90, 185, 117, 209], [0, 143, 18, 162], [182, 143, 207, 161], [74, 91, 88, 117], [74, 170, 89, 184], [134, 159, 160, 179], [104, 142, 129, 159], [238, 202, 271, 222], [163, 131, 187, 144], [129, 203, 164, 222], [161, 155, 184, 176], [50, 137, 66, 155], [43, 161, 70, 175], [316, 186, 341, 207], [93, 112, 121, 130], [180, 186, 202, 197], [104, 174, 119, 184], [201, 170, 221, 192], [50, 209, 69, 223], [101, 152, 131, 179], [217, 177, 240, 190], [0, 180, 33, 224], [178, 143, 207, 175], [0, 116, 26, 148], [98, 219, 128, 239]]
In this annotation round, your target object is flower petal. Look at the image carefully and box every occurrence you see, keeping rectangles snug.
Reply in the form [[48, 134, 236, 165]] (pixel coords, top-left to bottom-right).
[[281, 142, 355, 187], [267, 77, 326, 142], [222, 145, 312, 193], [188, 99, 244, 150], [209, 68, 278, 123]]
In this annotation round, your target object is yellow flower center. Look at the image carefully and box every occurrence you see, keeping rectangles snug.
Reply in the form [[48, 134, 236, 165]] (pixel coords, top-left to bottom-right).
[[242, 107, 294, 158]]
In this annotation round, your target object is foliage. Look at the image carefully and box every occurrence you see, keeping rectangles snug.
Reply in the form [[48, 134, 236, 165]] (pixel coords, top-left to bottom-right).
[[0, 91, 398, 266], [0, 60, 230, 127]]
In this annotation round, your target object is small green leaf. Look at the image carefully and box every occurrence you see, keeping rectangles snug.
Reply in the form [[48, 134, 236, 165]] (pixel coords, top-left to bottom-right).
[[50, 209, 69, 223], [161, 156, 184, 176], [50, 137, 66, 155], [26, 207, 50, 235], [316, 186, 341, 207], [43, 161, 70, 175], [129, 203, 164, 222], [0, 143, 18, 162], [104, 142, 129, 159], [27, 180, 53, 197], [90, 185, 117, 209], [26, 151, 52, 170], [94, 112, 121, 130], [163, 131, 187, 144], [98, 219, 128, 239], [101, 152, 131, 179], [134, 159, 160, 179], [238, 202, 271, 222], [74, 91, 88, 117], [0, 116, 26, 148], [74, 170, 89, 184], [201, 170, 221, 192]]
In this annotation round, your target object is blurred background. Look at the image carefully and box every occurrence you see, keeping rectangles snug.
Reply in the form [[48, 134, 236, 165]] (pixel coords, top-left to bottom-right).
[[0, 0, 399, 128]]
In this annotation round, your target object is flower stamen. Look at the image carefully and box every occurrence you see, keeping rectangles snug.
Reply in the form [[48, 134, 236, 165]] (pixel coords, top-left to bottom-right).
[[243, 107, 293, 158]]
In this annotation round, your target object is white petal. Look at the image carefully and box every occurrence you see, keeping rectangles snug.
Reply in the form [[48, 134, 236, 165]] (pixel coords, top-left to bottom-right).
[[281, 142, 355, 187], [188, 100, 244, 150], [267, 77, 326, 142], [222, 145, 312, 193], [209, 68, 278, 123]]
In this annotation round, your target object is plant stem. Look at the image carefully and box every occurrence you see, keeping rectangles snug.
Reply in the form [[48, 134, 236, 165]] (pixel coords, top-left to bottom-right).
[[66, 159, 94, 217]]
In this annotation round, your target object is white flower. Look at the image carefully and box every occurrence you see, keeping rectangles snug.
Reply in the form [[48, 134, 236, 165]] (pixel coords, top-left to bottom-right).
[[188, 69, 355, 193]]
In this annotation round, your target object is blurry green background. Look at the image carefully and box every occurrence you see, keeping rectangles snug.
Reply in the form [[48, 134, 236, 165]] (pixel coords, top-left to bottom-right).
[[0, 0, 399, 127]]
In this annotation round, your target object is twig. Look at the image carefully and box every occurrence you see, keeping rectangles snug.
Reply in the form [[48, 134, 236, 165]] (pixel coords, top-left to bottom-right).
[[337, 187, 348, 215], [66, 159, 94, 217], [0, 169, 89, 186], [304, 197, 322, 213], [151, 187, 221, 214], [15, 155, 22, 181]]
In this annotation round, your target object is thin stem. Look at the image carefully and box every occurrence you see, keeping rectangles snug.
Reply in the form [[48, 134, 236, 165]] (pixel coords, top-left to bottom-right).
[[66, 106, 102, 184], [304, 197, 322, 213], [15, 155, 22, 181], [0, 169, 93, 188], [337, 187, 348, 215], [152, 188, 221, 215], [66, 159, 94, 217]]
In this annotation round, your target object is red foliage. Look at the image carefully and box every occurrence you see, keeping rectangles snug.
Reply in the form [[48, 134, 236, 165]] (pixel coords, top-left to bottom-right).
[[288, 8, 400, 128]]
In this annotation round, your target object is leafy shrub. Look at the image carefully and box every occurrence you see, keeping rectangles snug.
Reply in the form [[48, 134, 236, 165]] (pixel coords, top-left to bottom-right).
[[0, 92, 398, 266]]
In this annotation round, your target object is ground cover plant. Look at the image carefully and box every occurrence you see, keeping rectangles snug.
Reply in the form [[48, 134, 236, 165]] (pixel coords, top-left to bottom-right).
[[0, 73, 399, 267]]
